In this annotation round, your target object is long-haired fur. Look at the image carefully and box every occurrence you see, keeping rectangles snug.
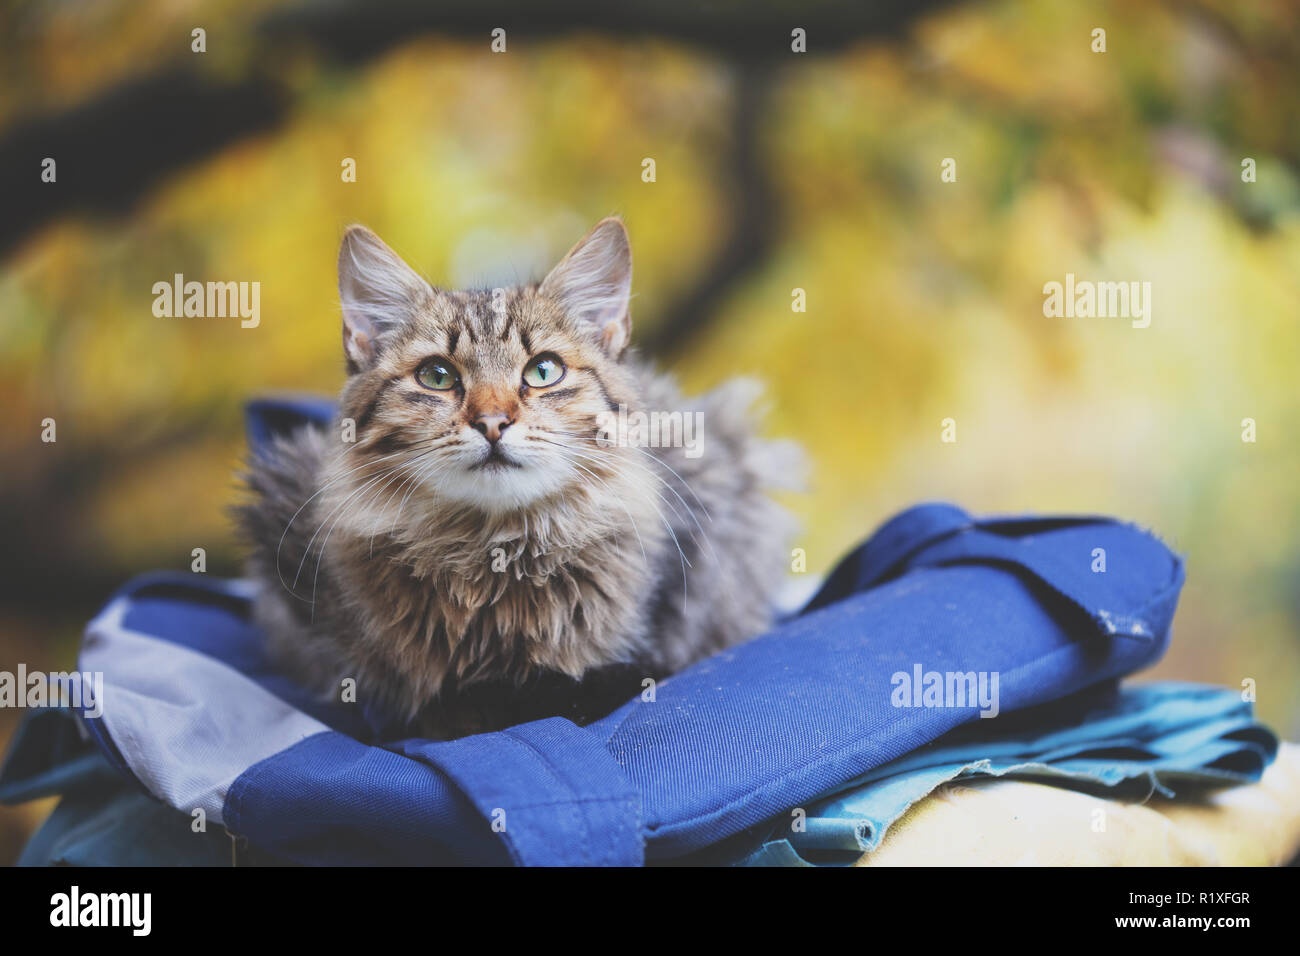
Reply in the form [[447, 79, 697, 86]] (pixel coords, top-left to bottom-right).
[[237, 218, 799, 738]]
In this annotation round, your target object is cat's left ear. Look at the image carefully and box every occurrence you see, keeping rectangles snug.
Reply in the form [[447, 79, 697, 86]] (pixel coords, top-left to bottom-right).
[[338, 225, 434, 373], [540, 217, 632, 356]]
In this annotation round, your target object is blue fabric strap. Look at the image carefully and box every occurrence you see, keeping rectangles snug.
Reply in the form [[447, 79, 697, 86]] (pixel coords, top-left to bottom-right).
[[401, 717, 643, 866], [911, 523, 1183, 641], [805, 502, 973, 607]]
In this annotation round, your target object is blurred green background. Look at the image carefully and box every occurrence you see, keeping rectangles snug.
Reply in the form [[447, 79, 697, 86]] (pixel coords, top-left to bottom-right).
[[1, 0, 1298, 863]]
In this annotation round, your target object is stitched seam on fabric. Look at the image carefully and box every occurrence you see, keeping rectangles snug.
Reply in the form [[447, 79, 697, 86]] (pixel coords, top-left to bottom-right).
[[483, 796, 634, 809], [499, 728, 593, 865], [223, 730, 332, 837], [495, 727, 640, 865]]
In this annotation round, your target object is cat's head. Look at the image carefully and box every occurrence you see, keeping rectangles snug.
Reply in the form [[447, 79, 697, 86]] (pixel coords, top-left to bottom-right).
[[334, 217, 640, 512]]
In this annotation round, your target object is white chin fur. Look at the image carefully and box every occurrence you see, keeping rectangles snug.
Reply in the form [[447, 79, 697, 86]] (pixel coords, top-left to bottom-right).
[[426, 433, 573, 512], [431, 462, 571, 512]]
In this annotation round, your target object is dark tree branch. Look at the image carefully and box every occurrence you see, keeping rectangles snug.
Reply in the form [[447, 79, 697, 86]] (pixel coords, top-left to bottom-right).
[[0, 68, 287, 258], [638, 61, 776, 359], [256, 0, 957, 61], [0, 0, 960, 259]]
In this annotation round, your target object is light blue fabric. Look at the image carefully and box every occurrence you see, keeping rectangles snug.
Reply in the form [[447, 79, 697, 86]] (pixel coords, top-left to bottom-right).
[[726, 681, 1277, 866]]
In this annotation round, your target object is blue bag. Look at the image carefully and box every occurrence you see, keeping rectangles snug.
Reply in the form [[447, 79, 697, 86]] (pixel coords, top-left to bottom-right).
[[38, 399, 1189, 864]]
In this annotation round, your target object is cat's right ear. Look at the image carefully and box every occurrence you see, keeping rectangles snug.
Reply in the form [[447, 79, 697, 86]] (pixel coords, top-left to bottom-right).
[[540, 217, 633, 357], [338, 225, 433, 373]]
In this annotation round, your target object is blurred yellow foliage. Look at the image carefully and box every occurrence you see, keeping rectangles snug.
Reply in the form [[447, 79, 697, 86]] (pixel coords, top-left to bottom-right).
[[1, 0, 1297, 793]]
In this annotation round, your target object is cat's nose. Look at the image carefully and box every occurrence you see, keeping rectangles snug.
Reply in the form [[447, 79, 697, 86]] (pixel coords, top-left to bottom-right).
[[472, 413, 513, 443]]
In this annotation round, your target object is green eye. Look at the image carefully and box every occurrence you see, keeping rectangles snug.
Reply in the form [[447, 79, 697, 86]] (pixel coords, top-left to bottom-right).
[[523, 353, 566, 388], [416, 358, 460, 391]]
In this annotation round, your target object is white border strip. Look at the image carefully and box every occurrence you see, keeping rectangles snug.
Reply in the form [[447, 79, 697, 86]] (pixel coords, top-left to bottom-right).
[[79, 595, 328, 827]]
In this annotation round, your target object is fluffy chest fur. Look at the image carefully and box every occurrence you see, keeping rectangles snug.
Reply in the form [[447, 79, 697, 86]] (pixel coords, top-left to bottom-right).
[[321, 442, 667, 701]]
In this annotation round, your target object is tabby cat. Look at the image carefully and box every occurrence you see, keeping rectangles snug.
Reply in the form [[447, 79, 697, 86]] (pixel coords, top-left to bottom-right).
[[238, 217, 798, 739]]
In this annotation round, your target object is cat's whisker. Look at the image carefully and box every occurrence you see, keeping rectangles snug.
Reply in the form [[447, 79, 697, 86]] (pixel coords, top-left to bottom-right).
[[601, 452, 722, 570], [369, 435, 464, 540], [291, 446, 429, 591], [554, 442, 699, 557], [307, 449, 455, 612], [367, 448, 439, 557], [310, 474, 396, 614], [367, 468, 412, 559], [547, 427, 716, 524], [584, 444, 725, 575], [385, 469, 425, 539], [391, 452, 457, 537], [275, 448, 417, 597], [568, 456, 686, 604], [300, 461, 412, 608], [535, 434, 721, 572], [537, 439, 691, 603], [562, 458, 648, 569]]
